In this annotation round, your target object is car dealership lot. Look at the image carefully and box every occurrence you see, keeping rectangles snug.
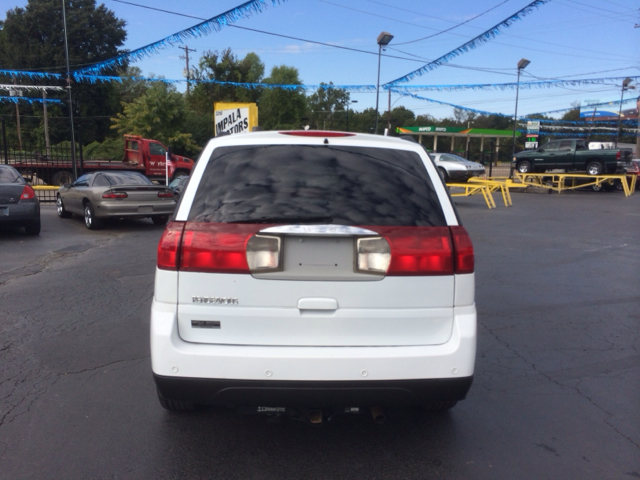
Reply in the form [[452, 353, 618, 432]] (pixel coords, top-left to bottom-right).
[[0, 193, 638, 479]]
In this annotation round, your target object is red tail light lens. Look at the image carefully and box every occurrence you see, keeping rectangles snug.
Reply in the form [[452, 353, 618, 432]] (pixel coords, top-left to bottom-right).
[[102, 192, 128, 199], [158, 191, 174, 198], [450, 226, 474, 274], [157, 222, 185, 270], [375, 226, 453, 276], [616, 151, 621, 160], [20, 185, 36, 200], [179, 223, 255, 274]]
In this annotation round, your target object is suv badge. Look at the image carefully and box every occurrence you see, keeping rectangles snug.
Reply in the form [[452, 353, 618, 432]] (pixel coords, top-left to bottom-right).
[[192, 296, 239, 305]]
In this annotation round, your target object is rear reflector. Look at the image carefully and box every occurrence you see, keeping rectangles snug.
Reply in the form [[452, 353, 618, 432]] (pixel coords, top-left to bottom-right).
[[20, 185, 35, 200], [450, 226, 474, 274], [158, 191, 174, 198], [102, 192, 128, 199], [279, 131, 355, 137], [157, 222, 185, 270]]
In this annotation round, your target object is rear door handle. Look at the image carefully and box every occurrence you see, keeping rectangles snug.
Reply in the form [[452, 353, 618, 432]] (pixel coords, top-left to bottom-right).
[[298, 298, 338, 310]]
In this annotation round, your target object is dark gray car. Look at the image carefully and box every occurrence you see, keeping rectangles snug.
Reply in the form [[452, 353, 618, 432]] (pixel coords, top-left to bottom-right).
[[0, 165, 40, 235], [56, 171, 176, 230]]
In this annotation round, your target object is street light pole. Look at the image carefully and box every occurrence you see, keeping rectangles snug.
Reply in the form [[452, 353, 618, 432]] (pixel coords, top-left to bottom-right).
[[615, 78, 633, 148], [346, 100, 357, 132], [62, 0, 78, 180], [375, 31, 393, 135], [510, 58, 530, 177]]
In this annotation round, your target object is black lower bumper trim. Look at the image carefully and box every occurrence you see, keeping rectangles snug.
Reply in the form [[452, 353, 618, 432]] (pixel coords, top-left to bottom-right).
[[153, 374, 473, 407]]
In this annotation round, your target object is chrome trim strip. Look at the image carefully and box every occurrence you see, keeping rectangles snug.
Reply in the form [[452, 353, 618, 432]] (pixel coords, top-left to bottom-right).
[[259, 224, 378, 236]]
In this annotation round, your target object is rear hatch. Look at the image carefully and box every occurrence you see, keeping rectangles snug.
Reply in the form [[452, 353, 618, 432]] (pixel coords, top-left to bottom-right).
[[170, 142, 466, 347]]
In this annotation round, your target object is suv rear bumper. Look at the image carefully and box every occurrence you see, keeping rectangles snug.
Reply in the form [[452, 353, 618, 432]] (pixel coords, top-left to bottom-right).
[[150, 299, 477, 406], [154, 374, 473, 407]]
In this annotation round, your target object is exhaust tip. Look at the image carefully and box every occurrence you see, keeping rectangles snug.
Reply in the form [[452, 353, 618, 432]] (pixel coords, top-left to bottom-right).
[[371, 406, 386, 424], [308, 410, 323, 424]]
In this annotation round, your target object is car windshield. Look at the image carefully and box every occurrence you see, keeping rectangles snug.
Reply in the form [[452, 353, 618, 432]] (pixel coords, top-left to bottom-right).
[[443, 154, 467, 162], [104, 172, 152, 186], [188, 145, 446, 227], [0, 167, 25, 184]]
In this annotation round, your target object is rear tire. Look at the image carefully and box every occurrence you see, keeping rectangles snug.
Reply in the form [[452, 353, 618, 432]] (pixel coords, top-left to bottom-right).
[[152, 215, 169, 226], [84, 202, 102, 230], [24, 221, 41, 236], [56, 195, 72, 218], [586, 161, 603, 175], [516, 161, 532, 174], [157, 388, 195, 412]]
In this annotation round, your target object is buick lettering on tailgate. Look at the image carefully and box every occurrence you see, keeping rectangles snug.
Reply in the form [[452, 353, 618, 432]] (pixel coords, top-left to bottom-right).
[[192, 296, 239, 305]]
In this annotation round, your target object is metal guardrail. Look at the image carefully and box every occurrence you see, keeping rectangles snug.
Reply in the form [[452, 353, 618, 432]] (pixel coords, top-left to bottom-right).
[[33, 185, 59, 204]]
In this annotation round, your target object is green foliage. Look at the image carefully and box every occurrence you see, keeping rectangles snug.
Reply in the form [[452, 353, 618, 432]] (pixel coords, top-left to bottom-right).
[[188, 49, 265, 114], [307, 83, 350, 130], [259, 66, 307, 130], [111, 82, 200, 155], [83, 137, 124, 160], [0, 0, 127, 144]]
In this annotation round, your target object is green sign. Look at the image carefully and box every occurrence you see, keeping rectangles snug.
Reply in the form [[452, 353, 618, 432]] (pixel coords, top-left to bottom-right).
[[396, 126, 520, 136]]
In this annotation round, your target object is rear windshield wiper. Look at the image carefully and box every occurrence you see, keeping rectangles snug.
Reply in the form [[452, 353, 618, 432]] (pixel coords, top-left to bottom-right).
[[229, 215, 333, 224]]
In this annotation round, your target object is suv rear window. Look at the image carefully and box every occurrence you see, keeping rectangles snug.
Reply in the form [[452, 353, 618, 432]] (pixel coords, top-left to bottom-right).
[[188, 145, 446, 226]]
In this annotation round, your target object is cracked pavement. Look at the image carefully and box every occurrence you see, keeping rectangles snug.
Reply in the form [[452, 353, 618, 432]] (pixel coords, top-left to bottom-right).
[[0, 193, 638, 479]]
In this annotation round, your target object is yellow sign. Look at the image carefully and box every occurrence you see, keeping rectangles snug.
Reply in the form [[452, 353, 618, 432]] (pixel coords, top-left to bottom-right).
[[214, 102, 259, 136]]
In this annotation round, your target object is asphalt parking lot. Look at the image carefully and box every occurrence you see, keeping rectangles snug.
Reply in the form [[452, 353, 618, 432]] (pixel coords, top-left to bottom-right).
[[0, 190, 638, 479]]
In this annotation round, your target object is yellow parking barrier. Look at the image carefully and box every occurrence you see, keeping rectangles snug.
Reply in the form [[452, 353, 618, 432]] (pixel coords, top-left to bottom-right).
[[513, 172, 636, 197], [447, 183, 496, 209], [32, 186, 60, 191], [467, 177, 518, 207]]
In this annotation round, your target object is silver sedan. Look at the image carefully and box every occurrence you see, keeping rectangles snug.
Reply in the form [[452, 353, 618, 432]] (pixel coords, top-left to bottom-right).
[[56, 171, 176, 230], [429, 153, 485, 183]]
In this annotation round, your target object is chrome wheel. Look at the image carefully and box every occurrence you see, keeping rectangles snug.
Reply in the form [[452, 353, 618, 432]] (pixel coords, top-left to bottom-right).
[[56, 196, 72, 218], [517, 161, 531, 174], [587, 162, 603, 175], [84, 205, 92, 228]]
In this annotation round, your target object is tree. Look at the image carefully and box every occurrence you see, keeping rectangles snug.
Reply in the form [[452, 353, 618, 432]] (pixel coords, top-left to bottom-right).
[[562, 101, 581, 121], [259, 66, 307, 130], [382, 106, 415, 132], [307, 83, 349, 130], [188, 49, 265, 114], [111, 82, 200, 155], [0, 0, 127, 144]]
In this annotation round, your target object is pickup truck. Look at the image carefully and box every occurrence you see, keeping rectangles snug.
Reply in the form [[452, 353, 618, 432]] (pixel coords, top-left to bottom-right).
[[512, 139, 632, 175], [9, 135, 195, 185]]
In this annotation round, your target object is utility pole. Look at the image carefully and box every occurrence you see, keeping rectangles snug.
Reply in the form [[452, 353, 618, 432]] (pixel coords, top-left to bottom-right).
[[387, 90, 391, 132], [179, 45, 196, 95], [43, 90, 51, 156], [13, 77, 23, 151], [62, 0, 78, 180]]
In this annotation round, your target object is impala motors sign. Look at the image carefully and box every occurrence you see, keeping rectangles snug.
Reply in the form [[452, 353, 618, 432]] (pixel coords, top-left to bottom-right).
[[214, 102, 258, 136]]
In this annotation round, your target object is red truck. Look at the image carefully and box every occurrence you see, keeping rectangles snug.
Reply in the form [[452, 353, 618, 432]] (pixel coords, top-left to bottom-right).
[[9, 135, 195, 185]]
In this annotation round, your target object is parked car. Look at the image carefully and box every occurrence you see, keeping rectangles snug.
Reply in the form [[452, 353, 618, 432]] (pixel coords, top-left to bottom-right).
[[429, 153, 485, 182], [151, 130, 477, 420], [56, 171, 176, 230], [168, 175, 189, 199], [0, 165, 40, 235]]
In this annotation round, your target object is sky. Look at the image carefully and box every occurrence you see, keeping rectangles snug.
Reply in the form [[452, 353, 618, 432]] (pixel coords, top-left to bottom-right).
[[3, 0, 639, 119]]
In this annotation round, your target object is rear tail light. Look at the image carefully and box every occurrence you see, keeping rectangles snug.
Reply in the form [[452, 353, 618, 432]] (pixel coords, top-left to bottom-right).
[[157, 222, 185, 270], [450, 226, 474, 274], [179, 223, 252, 274], [158, 190, 174, 198], [381, 227, 454, 276], [102, 192, 128, 199], [356, 237, 391, 275], [616, 151, 621, 160], [246, 235, 282, 272], [20, 185, 35, 200]]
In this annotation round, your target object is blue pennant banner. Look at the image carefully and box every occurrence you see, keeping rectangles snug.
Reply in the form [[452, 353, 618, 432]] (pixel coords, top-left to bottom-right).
[[386, 0, 551, 85], [74, 74, 182, 84], [523, 118, 637, 126], [195, 79, 377, 92], [74, 0, 287, 75], [0, 69, 63, 80], [386, 76, 640, 92], [0, 95, 64, 105], [532, 97, 636, 116]]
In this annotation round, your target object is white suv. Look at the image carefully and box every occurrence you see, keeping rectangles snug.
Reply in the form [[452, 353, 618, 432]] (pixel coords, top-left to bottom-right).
[[151, 131, 476, 416]]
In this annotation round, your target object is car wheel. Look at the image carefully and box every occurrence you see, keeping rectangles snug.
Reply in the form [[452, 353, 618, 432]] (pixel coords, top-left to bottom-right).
[[438, 168, 449, 183], [56, 195, 72, 218], [24, 221, 41, 236], [516, 161, 532, 174], [84, 202, 102, 230], [152, 215, 169, 226], [424, 401, 458, 411], [591, 183, 603, 192], [586, 161, 603, 175], [157, 388, 195, 412]]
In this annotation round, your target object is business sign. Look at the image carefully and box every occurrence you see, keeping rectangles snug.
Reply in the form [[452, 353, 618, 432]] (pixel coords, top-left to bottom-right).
[[525, 141, 538, 149], [214, 102, 258, 135], [396, 126, 520, 136], [526, 120, 540, 133]]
